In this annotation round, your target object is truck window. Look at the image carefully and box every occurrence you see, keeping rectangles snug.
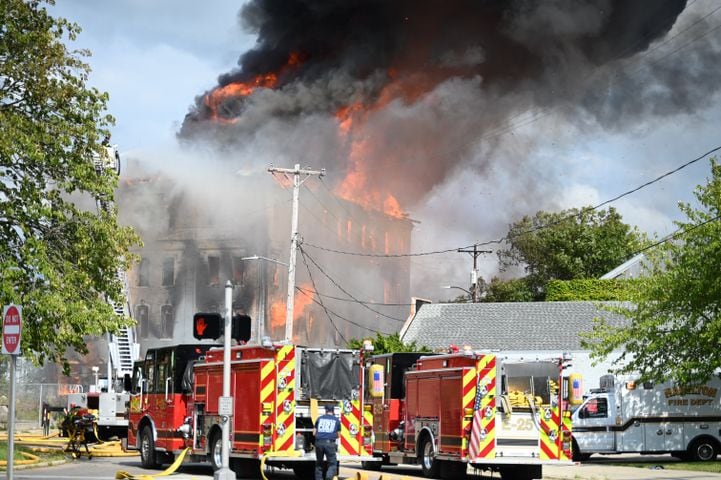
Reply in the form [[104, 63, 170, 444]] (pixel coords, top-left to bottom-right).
[[582, 397, 608, 418]]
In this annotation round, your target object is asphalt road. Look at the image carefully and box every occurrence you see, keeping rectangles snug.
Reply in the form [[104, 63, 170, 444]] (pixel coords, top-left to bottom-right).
[[8, 455, 721, 480]]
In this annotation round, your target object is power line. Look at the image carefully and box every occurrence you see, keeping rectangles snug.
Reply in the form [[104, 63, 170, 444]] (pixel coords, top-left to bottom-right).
[[296, 287, 394, 335], [298, 242, 348, 344], [303, 144, 721, 258], [296, 285, 413, 307], [627, 213, 721, 258], [299, 245, 407, 323]]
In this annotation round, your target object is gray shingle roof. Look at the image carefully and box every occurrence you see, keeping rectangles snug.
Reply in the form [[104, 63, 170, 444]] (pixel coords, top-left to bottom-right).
[[400, 301, 629, 351]]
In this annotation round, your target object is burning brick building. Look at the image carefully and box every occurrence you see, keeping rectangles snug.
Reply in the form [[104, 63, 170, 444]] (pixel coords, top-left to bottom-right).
[[117, 159, 413, 355]]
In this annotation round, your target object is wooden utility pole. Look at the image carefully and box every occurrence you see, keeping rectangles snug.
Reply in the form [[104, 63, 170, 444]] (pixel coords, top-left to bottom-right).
[[268, 164, 325, 341], [457, 245, 492, 302]]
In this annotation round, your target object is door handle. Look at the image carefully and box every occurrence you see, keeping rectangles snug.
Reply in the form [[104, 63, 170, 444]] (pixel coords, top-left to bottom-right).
[[666, 430, 673, 435], [656, 429, 664, 436]]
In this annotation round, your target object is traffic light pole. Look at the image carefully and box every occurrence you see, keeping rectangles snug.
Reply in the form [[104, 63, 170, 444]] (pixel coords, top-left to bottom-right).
[[268, 164, 324, 342], [214, 281, 234, 480]]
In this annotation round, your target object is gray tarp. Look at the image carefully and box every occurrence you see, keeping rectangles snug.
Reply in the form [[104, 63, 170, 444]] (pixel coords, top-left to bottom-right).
[[301, 349, 360, 400]]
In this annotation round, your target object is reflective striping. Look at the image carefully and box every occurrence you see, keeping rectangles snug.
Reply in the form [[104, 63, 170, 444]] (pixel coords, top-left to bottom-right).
[[560, 410, 573, 461], [476, 355, 496, 459], [274, 346, 296, 452], [259, 359, 275, 449], [362, 405, 374, 455], [540, 403, 561, 460], [462, 367, 475, 456], [340, 399, 361, 455]]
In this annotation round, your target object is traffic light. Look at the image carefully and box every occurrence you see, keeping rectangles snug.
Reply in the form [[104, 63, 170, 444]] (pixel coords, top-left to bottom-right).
[[193, 313, 222, 340], [231, 314, 251, 343]]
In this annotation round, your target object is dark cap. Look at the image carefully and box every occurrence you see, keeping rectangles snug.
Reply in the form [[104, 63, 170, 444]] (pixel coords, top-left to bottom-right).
[[324, 404, 335, 413]]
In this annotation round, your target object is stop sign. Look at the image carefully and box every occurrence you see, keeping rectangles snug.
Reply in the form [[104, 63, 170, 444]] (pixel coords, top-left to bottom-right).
[[2, 304, 22, 355]]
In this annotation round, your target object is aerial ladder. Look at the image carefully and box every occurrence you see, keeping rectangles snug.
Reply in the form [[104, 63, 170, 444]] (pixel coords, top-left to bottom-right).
[[93, 142, 139, 389]]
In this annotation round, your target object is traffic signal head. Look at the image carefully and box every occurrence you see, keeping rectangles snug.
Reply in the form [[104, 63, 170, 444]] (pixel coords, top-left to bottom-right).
[[193, 313, 223, 340], [231, 314, 252, 343]]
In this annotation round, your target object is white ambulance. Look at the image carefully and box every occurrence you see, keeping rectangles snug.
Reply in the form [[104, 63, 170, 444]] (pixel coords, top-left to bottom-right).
[[572, 374, 721, 461]]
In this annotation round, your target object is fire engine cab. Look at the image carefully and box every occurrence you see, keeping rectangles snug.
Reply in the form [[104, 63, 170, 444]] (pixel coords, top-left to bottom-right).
[[363, 351, 574, 480], [126, 342, 374, 478]]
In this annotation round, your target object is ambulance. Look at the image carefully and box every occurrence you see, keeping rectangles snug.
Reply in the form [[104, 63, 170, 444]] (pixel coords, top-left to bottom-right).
[[572, 374, 721, 461]]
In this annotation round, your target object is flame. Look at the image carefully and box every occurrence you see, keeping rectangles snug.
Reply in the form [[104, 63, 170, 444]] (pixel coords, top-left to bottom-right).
[[203, 52, 303, 121], [269, 283, 315, 331]]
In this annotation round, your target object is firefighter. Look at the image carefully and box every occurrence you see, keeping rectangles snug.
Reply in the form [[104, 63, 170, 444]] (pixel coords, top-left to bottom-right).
[[313, 404, 340, 480]]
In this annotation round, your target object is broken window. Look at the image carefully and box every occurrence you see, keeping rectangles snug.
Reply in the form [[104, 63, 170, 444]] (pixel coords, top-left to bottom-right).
[[136, 304, 150, 339], [137, 258, 149, 287], [208, 256, 220, 286], [162, 257, 174, 287], [160, 304, 174, 339]]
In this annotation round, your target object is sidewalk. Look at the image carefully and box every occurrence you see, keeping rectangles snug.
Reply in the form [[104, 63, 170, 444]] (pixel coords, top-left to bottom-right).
[[544, 463, 721, 480]]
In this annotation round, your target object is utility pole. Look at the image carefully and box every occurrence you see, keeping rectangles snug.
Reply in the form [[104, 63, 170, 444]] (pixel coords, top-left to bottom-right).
[[268, 164, 325, 341], [457, 245, 492, 302]]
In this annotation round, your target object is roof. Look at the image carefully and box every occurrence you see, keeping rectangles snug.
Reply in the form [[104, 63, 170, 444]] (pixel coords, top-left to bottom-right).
[[400, 301, 630, 352], [600, 253, 648, 279]]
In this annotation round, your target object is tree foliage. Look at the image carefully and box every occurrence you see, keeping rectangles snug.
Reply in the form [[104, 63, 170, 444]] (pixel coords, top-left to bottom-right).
[[498, 207, 646, 298], [0, 0, 140, 373], [545, 278, 644, 301], [582, 159, 721, 385], [481, 277, 535, 302], [347, 332, 431, 354]]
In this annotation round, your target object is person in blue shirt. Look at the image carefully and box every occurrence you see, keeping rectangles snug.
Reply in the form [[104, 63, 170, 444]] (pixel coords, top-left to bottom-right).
[[313, 404, 340, 480]]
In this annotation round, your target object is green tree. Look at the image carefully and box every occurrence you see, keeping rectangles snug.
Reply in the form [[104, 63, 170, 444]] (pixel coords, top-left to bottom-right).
[[347, 332, 431, 354], [481, 277, 535, 302], [498, 207, 646, 299], [0, 0, 140, 373], [582, 159, 721, 385]]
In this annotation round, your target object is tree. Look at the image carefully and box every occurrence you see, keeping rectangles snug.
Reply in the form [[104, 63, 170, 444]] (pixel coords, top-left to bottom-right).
[[347, 332, 431, 354], [0, 0, 140, 373], [498, 207, 646, 298], [582, 159, 721, 385], [481, 277, 535, 302]]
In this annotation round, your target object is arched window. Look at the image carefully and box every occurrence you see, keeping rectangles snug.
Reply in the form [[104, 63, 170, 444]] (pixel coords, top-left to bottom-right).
[[160, 304, 174, 339], [136, 303, 150, 339]]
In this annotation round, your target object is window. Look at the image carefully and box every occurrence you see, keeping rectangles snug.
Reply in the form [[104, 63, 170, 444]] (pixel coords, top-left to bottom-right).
[[137, 258, 149, 287], [136, 304, 150, 339], [160, 305, 174, 339], [232, 256, 244, 286], [162, 257, 174, 287], [581, 397, 608, 419], [208, 256, 220, 286]]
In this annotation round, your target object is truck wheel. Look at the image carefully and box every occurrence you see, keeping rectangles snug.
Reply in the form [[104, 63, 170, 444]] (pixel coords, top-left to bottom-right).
[[139, 426, 159, 469], [571, 439, 591, 462], [419, 436, 440, 478], [209, 431, 223, 471], [499, 465, 542, 480], [688, 437, 718, 461], [440, 460, 467, 479], [361, 459, 382, 471], [292, 462, 316, 479]]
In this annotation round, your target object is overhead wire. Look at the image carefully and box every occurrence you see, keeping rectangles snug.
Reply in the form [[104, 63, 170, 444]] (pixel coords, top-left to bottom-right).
[[299, 245, 407, 323], [298, 242, 348, 343], [296, 285, 413, 307], [302, 143, 721, 257]]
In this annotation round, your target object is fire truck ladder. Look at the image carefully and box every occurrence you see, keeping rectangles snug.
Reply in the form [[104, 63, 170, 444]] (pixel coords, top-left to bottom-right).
[[94, 145, 139, 382]]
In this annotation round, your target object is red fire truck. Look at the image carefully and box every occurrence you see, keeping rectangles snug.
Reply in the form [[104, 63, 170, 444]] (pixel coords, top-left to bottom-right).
[[126, 342, 374, 478], [362, 351, 573, 480]]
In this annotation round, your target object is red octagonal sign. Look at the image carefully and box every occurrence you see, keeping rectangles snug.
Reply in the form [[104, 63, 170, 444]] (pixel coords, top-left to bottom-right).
[[2, 304, 22, 355]]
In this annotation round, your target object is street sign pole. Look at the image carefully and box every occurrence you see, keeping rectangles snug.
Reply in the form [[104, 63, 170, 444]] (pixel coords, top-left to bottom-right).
[[213, 282, 234, 480], [3, 304, 23, 480]]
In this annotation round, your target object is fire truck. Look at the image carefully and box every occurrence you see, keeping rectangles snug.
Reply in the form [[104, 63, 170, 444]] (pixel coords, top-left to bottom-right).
[[362, 351, 574, 480], [126, 342, 374, 478]]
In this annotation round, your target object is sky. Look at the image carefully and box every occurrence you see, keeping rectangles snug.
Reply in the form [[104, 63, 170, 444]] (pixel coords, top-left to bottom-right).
[[51, 1, 721, 301]]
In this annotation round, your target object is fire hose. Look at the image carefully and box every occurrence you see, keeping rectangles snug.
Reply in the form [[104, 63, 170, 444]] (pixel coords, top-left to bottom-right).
[[259, 450, 301, 480], [114, 447, 190, 480]]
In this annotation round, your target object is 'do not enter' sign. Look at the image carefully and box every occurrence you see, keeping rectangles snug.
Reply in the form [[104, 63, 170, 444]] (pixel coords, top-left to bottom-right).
[[2, 304, 22, 355]]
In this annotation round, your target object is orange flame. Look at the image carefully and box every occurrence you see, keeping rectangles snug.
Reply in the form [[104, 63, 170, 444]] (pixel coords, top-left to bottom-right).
[[203, 52, 303, 121], [269, 283, 314, 330]]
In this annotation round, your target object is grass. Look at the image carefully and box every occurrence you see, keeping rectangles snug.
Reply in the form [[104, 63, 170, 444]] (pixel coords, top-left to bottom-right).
[[0, 441, 65, 465]]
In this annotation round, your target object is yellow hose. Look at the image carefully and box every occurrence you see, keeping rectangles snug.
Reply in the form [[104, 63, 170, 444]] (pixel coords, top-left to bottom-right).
[[0, 451, 40, 466], [259, 450, 301, 480], [115, 447, 190, 480]]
